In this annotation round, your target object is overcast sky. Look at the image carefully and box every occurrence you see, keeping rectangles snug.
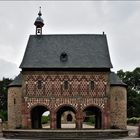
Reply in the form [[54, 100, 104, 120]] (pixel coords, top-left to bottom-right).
[[0, 1, 140, 80]]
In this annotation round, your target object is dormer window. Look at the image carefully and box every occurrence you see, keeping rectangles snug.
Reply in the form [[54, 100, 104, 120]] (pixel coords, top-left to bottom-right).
[[60, 52, 68, 62]]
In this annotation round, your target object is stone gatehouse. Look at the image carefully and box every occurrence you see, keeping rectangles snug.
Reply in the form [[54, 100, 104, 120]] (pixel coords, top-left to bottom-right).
[[8, 9, 127, 130]]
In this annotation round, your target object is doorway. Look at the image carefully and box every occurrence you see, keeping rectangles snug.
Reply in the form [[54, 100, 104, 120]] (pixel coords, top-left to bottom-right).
[[31, 105, 50, 129]]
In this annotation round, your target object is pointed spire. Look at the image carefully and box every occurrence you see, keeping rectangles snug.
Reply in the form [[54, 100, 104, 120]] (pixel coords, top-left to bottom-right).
[[38, 7, 42, 17], [34, 7, 44, 35]]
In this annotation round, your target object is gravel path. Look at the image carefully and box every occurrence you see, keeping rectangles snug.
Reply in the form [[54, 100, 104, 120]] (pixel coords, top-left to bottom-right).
[[43, 123, 95, 128], [127, 125, 138, 137]]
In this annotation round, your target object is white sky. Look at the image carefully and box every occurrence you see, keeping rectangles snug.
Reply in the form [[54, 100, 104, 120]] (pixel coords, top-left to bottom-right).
[[0, 1, 140, 80]]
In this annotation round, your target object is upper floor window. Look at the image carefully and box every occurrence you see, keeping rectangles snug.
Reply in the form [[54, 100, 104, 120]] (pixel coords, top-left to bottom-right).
[[14, 98, 16, 105], [90, 81, 94, 91], [64, 81, 69, 90], [37, 80, 43, 89]]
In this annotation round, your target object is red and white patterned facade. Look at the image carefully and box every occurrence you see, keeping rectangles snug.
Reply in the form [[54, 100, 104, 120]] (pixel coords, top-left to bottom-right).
[[20, 71, 110, 129]]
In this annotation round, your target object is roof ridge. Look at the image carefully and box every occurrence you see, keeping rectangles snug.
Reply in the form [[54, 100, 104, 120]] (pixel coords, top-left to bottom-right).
[[29, 34, 106, 36]]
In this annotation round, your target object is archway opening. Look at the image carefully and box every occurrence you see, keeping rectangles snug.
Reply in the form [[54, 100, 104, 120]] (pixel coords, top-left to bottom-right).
[[56, 106, 76, 129], [31, 105, 50, 129], [42, 111, 50, 128], [83, 106, 102, 129]]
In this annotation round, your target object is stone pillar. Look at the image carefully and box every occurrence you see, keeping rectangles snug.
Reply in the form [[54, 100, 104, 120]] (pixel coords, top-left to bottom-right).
[[27, 114, 32, 129], [75, 104, 83, 129], [75, 102, 83, 129], [75, 111, 83, 129], [50, 111, 56, 129], [102, 103, 110, 129], [21, 100, 29, 128], [102, 111, 108, 129], [22, 113, 29, 128]]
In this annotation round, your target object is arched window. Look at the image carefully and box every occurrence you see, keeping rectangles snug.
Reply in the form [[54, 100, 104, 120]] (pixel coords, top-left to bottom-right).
[[64, 81, 68, 90]]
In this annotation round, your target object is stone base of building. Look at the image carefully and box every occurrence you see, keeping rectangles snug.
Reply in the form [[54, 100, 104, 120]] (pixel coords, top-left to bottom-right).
[[3, 129, 128, 139]]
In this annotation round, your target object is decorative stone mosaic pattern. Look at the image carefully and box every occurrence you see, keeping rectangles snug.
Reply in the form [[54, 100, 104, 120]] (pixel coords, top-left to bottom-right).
[[21, 72, 109, 112]]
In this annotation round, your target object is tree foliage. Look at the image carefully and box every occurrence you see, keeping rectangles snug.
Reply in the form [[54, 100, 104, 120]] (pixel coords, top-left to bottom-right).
[[41, 115, 50, 124], [117, 67, 140, 118], [0, 78, 13, 121]]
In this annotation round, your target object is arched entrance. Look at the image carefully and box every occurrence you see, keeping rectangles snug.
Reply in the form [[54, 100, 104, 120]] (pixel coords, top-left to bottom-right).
[[56, 106, 76, 129], [31, 105, 50, 129], [83, 106, 102, 129]]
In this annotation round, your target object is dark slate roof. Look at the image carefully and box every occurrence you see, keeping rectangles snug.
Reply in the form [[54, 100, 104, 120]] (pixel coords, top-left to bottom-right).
[[20, 34, 113, 69], [8, 74, 22, 87], [110, 72, 127, 86]]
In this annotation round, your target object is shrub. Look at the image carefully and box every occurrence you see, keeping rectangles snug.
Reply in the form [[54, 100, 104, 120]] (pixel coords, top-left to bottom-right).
[[86, 117, 95, 125], [0, 110, 7, 121], [127, 117, 140, 125]]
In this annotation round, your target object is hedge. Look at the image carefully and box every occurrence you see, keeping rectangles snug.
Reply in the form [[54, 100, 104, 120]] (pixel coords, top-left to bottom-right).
[[127, 117, 140, 125]]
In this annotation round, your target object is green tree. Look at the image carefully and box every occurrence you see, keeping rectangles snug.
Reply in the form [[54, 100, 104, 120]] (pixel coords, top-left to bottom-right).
[[0, 78, 13, 121], [117, 67, 140, 118]]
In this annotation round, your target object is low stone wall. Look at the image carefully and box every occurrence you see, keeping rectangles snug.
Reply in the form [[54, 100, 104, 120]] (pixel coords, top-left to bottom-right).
[[0, 121, 3, 137], [0, 118, 2, 133]]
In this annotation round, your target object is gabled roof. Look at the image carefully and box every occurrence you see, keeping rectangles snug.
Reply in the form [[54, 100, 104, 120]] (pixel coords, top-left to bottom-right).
[[20, 34, 113, 69], [8, 74, 22, 87], [110, 72, 127, 87]]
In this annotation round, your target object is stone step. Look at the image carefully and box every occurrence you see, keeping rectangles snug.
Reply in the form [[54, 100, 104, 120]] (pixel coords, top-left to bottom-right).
[[3, 129, 128, 139]]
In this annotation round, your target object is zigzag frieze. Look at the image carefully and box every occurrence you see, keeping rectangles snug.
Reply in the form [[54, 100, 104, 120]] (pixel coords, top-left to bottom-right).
[[24, 72, 107, 82]]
